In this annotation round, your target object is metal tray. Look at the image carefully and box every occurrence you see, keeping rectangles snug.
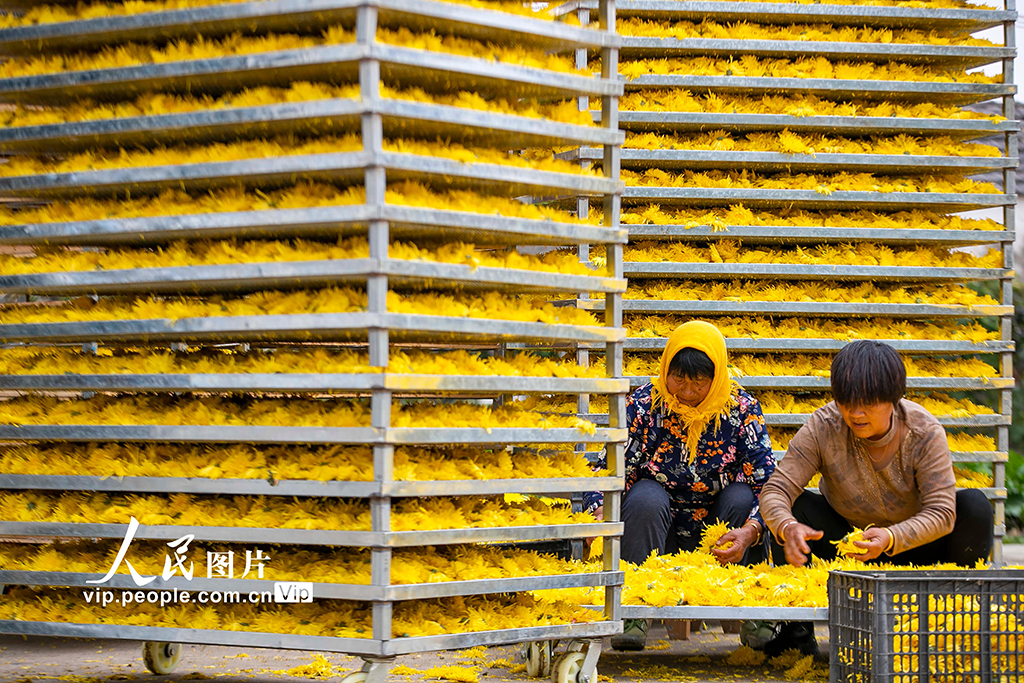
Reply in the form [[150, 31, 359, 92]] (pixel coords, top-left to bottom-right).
[[0, 43, 619, 105], [0, 569, 624, 603], [0, 204, 628, 249], [0, 258, 625, 296], [618, 38, 1012, 69], [624, 225, 1015, 247], [0, 150, 622, 200], [608, 112, 1019, 142], [574, 147, 1017, 175], [588, 299, 1012, 318], [0, 424, 628, 446], [0, 0, 617, 56], [620, 338, 1016, 354], [0, 313, 625, 345], [0, 473, 624, 499], [0, 372, 629, 396], [625, 375, 1015, 391], [621, 262, 1011, 283], [0, 98, 623, 154], [617, 605, 829, 622], [623, 75, 1015, 106], [580, 413, 1010, 428], [613, 1, 1016, 32], [0, 620, 619, 657], [0, 520, 624, 549], [621, 188, 1014, 212]]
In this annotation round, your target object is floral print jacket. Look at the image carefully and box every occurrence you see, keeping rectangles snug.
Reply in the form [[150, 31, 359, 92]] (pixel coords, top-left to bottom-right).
[[584, 383, 775, 547]]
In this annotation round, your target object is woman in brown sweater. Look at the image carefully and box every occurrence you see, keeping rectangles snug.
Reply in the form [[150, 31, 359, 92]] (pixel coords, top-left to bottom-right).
[[757, 340, 994, 656]]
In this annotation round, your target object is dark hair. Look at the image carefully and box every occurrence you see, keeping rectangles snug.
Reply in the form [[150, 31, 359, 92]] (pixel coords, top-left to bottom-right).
[[668, 347, 715, 380], [830, 340, 906, 407]]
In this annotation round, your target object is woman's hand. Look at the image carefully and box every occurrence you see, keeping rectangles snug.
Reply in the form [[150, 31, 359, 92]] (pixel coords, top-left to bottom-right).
[[851, 527, 891, 562], [784, 522, 824, 567], [711, 526, 757, 566]]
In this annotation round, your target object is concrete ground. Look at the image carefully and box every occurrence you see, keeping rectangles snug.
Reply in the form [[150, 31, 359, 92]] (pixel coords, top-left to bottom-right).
[[0, 621, 828, 683], [2, 544, 1019, 683]]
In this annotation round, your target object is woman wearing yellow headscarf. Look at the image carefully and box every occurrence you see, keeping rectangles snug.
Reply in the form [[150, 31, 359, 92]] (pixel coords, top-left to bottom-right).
[[585, 321, 775, 650]]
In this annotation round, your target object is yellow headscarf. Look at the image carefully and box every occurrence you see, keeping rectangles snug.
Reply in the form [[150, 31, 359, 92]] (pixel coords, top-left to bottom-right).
[[650, 321, 740, 464]]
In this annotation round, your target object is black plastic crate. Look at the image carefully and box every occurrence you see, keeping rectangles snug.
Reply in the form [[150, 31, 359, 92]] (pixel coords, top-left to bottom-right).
[[829, 570, 1024, 683]]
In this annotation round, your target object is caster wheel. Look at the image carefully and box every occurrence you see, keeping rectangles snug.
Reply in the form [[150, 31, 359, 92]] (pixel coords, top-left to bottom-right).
[[567, 641, 585, 653], [551, 652, 596, 683], [340, 672, 369, 683], [524, 640, 552, 678], [142, 641, 183, 675]]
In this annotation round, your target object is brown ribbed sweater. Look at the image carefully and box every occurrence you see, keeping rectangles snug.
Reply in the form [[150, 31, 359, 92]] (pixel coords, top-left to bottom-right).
[[760, 399, 956, 556]]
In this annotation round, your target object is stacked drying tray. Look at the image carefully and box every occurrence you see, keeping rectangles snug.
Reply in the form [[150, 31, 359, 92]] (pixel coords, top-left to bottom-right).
[[558, 0, 1018, 619], [0, 1, 629, 680]]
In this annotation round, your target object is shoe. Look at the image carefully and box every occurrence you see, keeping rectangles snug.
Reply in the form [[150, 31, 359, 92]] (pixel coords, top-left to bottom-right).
[[740, 620, 778, 650], [610, 618, 649, 651], [763, 621, 819, 658]]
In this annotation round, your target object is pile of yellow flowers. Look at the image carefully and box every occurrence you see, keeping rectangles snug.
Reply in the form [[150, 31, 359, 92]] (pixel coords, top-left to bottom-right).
[[0, 346, 598, 379], [619, 19, 994, 47], [0, 180, 589, 227], [615, 352, 997, 379], [0, 540, 591, 585], [620, 240, 1002, 268], [0, 490, 595, 531], [620, 204, 1001, 231], [616, 90, 1004, 121], [625, 314, 998, 343], [0, 442, 599, 482], [0, 236, 597, 277], [0, 586, 595, 639], [622, 168, 998, 194], [619, 55, 1000, 84], [0, 394, 599, 432], [0, 288, 597, 326], [0, 136, 589, 179], [624, 279, 997, 306], [624, 130, 999, 157], [1, 82, 591, 129], [0, 25, 581, 80]]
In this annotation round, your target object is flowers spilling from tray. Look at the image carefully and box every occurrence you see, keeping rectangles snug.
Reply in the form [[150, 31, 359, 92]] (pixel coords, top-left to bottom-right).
[[0, 490, 595, 531], [0, 346, 600, 379], [1, 82, 592, 129], [619, 18, 995, 47], [618, 240, 1002, 269], [624, 130, 999, 158], [0, 25, 583, 79], [0, 288, 597, 326], [0, 395, 599, 434], [0, 181, 590, 227], [622, 168, 999, 194], [626, 315, 998, 343], [0, 135, 592, 179], [623, 279, 997, 307], [0, 236, 599, 277], [0, 540, 594, 585], [0, 442, 601, 482], [619, 55, 1000, 84], [0, 587, 596, 638], [615, 352, 997, 380], [619, 205, 1001, 231], [616, 91, 1004, 121]]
